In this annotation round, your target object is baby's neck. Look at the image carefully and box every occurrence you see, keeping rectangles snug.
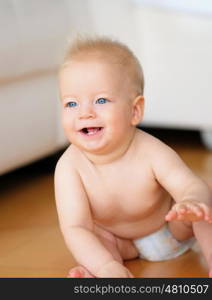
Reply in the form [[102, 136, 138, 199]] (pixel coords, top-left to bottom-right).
[[82, 128, 138, 165]]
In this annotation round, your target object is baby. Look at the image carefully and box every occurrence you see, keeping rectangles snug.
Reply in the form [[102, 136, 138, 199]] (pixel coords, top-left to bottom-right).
[[55, 37, 212, 278]]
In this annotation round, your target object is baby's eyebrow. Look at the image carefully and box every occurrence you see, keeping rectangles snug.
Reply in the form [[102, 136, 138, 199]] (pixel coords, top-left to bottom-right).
[[95, 91, 114, 98], [62, 95, 77, 102]]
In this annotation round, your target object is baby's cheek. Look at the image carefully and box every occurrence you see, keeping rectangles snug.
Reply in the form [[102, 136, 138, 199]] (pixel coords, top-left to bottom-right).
[[62, 117, 75, 138], [62, 113, 72, 128]]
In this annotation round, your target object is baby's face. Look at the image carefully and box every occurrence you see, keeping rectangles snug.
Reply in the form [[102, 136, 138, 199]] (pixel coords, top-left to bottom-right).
[[59, 59, 138, 155]]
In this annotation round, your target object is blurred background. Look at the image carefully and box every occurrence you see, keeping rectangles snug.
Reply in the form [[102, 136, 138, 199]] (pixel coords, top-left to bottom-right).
[[0, 0, 211, 277]]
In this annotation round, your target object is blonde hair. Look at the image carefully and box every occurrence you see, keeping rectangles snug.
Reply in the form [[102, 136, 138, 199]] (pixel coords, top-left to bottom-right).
[[60, 36, 144, 95]]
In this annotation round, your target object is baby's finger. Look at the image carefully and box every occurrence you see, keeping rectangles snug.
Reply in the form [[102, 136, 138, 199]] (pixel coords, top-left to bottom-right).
[[175, 203, 191, 215], [199, 203, 212, 222], [174, 203, 204, 221], [185, 203, 204, 217], [165, 209, 178, 221], [198, 203, 212, 217]]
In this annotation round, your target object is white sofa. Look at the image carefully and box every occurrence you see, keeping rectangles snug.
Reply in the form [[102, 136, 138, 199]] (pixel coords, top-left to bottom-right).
[[0, 1, 67, 175], [0, 0, 95, 175]]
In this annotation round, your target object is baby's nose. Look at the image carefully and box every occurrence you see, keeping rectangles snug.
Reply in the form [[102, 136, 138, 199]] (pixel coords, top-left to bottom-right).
[[79, 103, 96, 119]]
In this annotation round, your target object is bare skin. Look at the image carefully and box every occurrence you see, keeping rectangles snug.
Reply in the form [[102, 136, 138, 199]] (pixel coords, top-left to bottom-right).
[[55, 59, 212, 278], [67, 223, 138, 278], [55, 131, 212, 278]]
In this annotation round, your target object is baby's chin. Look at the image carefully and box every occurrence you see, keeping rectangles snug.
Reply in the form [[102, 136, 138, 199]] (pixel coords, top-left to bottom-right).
[[72, 139, 110, 155], [70, 128, 135, 158]]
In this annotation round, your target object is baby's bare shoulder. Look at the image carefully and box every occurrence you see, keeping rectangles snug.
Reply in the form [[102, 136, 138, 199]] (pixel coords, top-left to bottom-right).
[[58, 144, 81, 162], [55, 145, 80, 172], [136, 129, 171, 153], [135, 130, 179, 172]]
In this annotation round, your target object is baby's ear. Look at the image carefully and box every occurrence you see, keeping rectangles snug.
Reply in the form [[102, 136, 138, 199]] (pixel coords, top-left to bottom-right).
[[131, 95, 145, 126]]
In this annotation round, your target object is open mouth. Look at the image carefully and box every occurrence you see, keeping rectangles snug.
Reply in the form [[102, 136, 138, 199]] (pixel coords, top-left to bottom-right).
[[79, 127, 103, 136]]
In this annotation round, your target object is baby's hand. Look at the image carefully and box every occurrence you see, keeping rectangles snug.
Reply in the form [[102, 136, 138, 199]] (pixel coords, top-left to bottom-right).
[[165, 200, 212, 223]]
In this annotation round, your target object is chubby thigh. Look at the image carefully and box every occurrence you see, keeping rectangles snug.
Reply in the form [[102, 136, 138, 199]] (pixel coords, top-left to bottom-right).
[[93, 224, 139, 262]]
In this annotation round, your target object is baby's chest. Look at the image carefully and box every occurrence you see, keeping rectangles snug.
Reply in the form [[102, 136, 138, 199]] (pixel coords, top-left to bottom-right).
[[81, 169, 160, 222]]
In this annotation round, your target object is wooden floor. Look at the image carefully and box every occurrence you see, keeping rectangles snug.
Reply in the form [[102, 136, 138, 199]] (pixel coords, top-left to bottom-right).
[[0, 128, 211, 278]]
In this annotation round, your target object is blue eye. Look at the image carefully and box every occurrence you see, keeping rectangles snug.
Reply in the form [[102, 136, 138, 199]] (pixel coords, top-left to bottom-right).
[[67, 101, 77, 107], [96, 98, 108, 104]]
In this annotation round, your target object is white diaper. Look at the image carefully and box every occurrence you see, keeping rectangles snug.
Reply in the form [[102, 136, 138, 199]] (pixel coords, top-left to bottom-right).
[[133, 224, 195, 261]]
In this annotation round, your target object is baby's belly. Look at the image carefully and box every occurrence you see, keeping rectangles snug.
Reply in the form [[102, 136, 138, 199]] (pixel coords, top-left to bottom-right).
[[95, 197, 173, 240]]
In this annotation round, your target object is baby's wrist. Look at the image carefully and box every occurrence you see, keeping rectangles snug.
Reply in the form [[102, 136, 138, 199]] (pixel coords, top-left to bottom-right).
[[97, 260, 120, 271], [96, 260, 122, 277]]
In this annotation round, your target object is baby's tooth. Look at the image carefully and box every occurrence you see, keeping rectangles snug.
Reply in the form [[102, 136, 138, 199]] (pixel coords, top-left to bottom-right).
[[87, 128, 98, 135]]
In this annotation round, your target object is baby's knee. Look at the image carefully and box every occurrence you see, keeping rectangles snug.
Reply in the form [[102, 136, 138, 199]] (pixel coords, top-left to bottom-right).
[[94, 224, 117, 244], [93, 224, 123, 263], [116, 238, 139, 260], [168, 220, 194, 241]]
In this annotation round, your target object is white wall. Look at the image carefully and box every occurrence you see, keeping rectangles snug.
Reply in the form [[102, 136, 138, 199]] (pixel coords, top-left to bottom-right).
[[134, 6, 212, 129]]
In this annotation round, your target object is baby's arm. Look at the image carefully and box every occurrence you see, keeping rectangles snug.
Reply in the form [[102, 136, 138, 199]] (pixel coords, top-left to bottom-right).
[[150, 139, 212, 223], [54, 149, 130, 277]]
